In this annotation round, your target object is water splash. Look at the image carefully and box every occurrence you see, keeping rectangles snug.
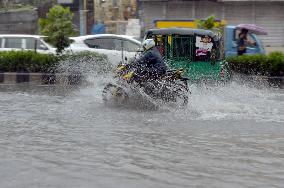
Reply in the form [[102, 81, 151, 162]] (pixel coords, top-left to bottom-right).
[[188, 78, 284, 122], [54, 55, 284, 122], [56, 52, 114, 86]]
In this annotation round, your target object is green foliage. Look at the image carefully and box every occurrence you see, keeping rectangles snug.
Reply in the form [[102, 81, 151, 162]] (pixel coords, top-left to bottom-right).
[[226, 52, 284, 76], [0, 51, 110, 73], [0, 51, 59, 72], [38, 5, 77, 54], [195, 15, 215, 30], [195, 15, 225, 33]]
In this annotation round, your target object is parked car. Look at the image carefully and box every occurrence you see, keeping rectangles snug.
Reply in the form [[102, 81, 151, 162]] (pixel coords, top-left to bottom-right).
[[0, 34, 56, 54], [69, 34, 142, 65]]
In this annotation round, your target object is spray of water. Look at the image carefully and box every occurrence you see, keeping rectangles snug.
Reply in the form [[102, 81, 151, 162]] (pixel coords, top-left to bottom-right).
[[56, 52, 114, 86], [55, 55, 284, 123], [188, 77, 284, 122]]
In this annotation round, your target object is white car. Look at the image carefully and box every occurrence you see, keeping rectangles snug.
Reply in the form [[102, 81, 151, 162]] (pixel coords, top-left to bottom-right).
[[0, 34, 56, 54], [69, 34, 142, 65]]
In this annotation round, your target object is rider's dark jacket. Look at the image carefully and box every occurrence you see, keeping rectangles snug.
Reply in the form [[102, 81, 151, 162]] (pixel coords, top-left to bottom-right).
[[132, 46, 167, 78]]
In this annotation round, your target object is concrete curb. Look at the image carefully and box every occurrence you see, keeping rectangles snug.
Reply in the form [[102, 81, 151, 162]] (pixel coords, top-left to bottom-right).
[[0, 72, 283, 88], [233, 74, 284, 88], [0, 72, 82, 85]]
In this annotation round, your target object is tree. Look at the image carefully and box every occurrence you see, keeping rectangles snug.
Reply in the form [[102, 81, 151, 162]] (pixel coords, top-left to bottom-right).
[[195, 15, 225, 34], [38, 5, 77, 54]]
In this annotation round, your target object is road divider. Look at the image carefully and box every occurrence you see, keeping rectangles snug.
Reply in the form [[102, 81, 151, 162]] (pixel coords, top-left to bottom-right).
[[233, 74, 284, 88], [0, 72, 82, 86], [0, 72, 283, 88]]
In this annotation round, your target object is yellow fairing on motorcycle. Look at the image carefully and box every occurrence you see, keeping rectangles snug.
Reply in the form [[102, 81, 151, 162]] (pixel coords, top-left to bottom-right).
[[173, 69, 184, 79], [123, 71, 134, 81], [176, 69, 184, 75], [117, 64, 126, 71]]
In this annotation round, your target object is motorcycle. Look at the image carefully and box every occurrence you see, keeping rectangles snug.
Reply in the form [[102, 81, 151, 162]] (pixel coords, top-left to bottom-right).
[[102, 63, 190, 108]]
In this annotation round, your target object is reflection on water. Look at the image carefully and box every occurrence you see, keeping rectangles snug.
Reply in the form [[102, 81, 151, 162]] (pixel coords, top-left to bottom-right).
[[0, 78, 284, 188]]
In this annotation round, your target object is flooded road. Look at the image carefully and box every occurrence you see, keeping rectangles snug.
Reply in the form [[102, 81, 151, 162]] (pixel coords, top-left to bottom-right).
[[0, 79, 284, 188]]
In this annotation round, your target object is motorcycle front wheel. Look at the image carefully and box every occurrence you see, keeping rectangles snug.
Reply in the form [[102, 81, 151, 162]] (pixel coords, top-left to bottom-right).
[[175, 91, 189, 107], [102, 83, 129, 105], [172, 82, 189, 107]]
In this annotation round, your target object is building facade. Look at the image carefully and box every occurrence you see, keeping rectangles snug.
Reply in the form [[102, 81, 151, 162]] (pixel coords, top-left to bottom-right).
[[57, 0, 138, 34], [94, 0, 137, 22], [57, 0, 92, 35], [139, 0, 284, 47], [0, 0, 42, 34], [93, 0, 138, 34]]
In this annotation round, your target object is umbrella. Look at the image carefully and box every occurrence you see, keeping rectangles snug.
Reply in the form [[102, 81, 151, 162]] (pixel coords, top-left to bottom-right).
[[236, 24, 268, 35]]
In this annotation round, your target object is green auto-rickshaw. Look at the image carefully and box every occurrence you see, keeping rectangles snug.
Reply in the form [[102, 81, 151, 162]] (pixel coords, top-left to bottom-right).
[[143, 28, 231, 82]]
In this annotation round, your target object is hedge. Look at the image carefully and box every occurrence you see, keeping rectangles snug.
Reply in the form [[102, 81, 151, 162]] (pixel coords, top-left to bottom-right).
[[0, 51, 110, 73], [1, 51, 284, 77], [0, 51, 58, 72], [226, 52, 284, 77]]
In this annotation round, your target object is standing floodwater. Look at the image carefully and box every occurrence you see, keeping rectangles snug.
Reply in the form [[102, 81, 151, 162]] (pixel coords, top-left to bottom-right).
[[0, 77, 284, 188]]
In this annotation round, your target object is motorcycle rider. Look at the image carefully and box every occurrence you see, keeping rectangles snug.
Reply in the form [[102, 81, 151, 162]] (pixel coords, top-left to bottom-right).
[[130, 38, 167, 81]]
